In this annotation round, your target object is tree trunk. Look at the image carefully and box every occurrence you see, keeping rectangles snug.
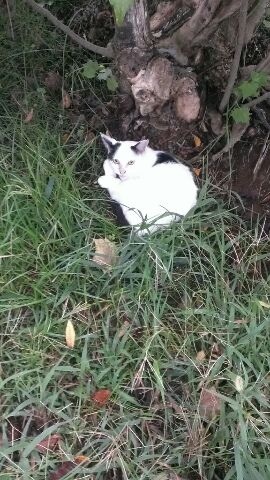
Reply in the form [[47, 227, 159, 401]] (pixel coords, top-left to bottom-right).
[[112, 0, 267, 136]]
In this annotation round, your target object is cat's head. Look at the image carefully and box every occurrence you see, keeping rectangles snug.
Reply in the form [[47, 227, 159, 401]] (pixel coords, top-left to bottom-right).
[[100, 133, 154, 180]]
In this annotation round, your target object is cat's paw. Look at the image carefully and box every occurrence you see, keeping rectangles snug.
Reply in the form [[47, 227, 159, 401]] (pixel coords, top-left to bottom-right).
[[98, 175, 113, 189]]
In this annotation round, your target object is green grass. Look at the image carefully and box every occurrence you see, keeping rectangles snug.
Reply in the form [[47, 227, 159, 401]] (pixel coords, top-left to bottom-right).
[[0, 4, 270, 480]]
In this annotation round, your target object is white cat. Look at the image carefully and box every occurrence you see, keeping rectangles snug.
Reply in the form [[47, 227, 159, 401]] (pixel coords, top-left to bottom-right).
[[98, 133, 198, 235]]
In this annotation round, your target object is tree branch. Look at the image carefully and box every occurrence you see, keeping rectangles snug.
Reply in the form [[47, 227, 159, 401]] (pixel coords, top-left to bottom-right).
[[23, 0, 114, 58], [219, 0, 248, 113], [245, 91, 270, 109]]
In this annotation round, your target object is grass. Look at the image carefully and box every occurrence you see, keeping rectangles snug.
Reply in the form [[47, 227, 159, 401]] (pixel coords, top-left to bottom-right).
[[0, 3, 270, 480]]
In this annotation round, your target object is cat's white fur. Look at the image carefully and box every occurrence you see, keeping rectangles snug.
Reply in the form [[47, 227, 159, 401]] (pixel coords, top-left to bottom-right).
[[98, 133, 198, 235]]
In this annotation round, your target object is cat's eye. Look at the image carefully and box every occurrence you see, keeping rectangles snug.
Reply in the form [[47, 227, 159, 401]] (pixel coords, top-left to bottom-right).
[[113, 159, 119, 164], [128, 160, 134, 165]]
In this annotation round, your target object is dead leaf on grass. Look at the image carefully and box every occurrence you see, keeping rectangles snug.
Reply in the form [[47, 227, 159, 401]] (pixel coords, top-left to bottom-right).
[[24, 108, 34, 123], [193, 135, 202, 148], [44, 71, 62, 91], [36, 433, 62, 454], [65, 319, 75, 348], [199, 387, 222, 420], [60, 91, 71, 109], [62, 133, 70, 144], [74, 455, 90, 464], [118, 320, 130, 338], [234, 375, 244, 393], [93, 238, 118, 269], [196, 350, 206, 362], [50, 461, 76, 480], [193, 167, 202, 177], [92, 389, 111, 406]]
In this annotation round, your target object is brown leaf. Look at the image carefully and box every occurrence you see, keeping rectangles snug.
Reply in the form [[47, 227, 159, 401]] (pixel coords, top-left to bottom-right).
[[92, 389, 111, 406], [24, 108, 34, 123], [50, 461, 76, 480], [74, 455, 90, 464], [199, 387, 221, 420], [44, 71, 62, 91], [36, 433, 62, 454], [65, 319, 75, 348], [62, 133, 70, 144], [118, 320, 130, 338], [196, 350, 206, 362], [193, 167, 202, 177], [60, 91, 71, 109], [93, 238, 118, 269], [193, 135, 202, 148]]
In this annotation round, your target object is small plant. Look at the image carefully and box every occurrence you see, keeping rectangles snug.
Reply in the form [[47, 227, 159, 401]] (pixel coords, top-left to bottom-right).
[[81, 60, 118, 92], [230, 71, 269, 123]]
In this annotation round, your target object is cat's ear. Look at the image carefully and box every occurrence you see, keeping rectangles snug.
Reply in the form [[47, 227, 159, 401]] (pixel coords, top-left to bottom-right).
[[100, 133, 117, 153], [132, 139, 149, 154]]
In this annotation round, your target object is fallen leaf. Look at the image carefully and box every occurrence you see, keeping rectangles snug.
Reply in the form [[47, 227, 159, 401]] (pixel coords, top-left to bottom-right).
[[93, 238, 118, 269], [196, 350, 206, 362], [234, 375, 244, 393], [234, 318, 248, 325], [193, 135, 202, 147], [60, 91, 71, 109], [118, 320, 130, 338], [74, 455, 90, 464], [92, 389, 111, 406], [50, 461, 76, 480], [62, 133, 70, 144], [44, 71, 62, 91], [65, 319, 75, 348], [193, 167, 202, 177], [199, 387, 221, 420], [24, 108, 34, 123], [36, 433, 62, 454]]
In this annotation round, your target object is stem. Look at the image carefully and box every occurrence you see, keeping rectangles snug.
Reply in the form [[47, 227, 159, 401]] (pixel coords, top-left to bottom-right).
[[219, 0, 248, 113]]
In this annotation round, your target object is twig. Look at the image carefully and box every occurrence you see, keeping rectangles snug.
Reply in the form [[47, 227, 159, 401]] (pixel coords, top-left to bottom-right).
[[253, 132, 270, 179], [219, 0, 248, 113], [23, 0, 114, 58], [245, 92, 270, 109]]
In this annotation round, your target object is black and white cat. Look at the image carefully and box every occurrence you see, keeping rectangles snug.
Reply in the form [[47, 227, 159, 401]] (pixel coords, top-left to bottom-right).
[[98, 133, 198, 235]]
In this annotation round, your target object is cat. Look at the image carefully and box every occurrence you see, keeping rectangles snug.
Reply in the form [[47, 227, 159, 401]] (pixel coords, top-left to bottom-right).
[[98, 133, 198, 236]]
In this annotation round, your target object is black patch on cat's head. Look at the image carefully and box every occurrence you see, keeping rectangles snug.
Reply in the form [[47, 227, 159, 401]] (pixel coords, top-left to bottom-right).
[[107, 142, 121, 160], [154, 152, 178, 166], [100, 133, 121, 159]]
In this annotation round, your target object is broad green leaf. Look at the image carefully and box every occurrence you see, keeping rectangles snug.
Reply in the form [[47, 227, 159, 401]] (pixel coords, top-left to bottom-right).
[[237, 80, 260, 100], [109, 0, 134, 24], [106, 75, 118, 92], [82, 60, 99, 79], [231, 106, 250, 124], [236, 72, 269, 100], [250, 71, 269, 87]]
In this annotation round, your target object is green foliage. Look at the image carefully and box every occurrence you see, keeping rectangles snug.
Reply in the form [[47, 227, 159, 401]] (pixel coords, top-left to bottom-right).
[[230, 106, 250, 124], [235, 71, 269, 100], [82, 60, 118, 92], [109, 0, 134, 24], [231, 72, 269, 124]]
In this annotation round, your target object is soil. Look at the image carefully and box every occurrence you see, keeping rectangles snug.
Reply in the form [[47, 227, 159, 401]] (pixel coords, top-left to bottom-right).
[[59, 1, 270, 232]]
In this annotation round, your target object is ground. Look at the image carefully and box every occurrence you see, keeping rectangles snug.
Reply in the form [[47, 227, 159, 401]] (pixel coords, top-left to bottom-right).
[[0, 2, 270, 480]]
